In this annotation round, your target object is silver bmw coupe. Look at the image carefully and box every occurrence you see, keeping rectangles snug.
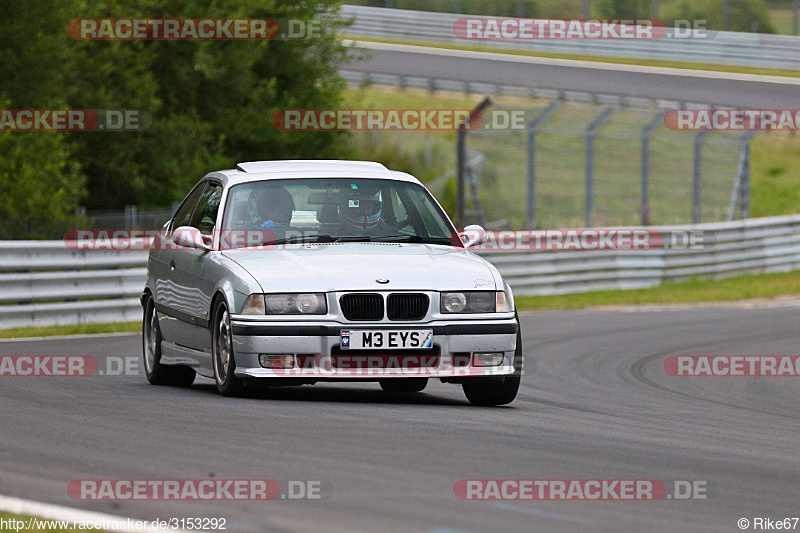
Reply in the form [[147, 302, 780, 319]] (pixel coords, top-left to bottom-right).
[[141, 160, 521, 405]]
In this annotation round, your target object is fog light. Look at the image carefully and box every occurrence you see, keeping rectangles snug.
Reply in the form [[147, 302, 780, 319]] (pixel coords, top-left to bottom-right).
[[259, 354, 296, 369], [471, 352, 504, 367]]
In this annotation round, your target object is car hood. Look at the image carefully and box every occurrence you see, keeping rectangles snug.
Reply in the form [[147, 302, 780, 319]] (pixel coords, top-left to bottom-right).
[[221, 242, 499, 292]]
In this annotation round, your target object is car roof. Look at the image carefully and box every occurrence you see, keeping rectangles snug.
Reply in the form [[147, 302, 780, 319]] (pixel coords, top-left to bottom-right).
[[205, 160, 421, 187]]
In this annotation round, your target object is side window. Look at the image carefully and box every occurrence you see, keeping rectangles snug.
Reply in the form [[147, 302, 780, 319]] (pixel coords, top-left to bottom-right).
[[172, 184, 205, 231], [189, 183, 223, 234]]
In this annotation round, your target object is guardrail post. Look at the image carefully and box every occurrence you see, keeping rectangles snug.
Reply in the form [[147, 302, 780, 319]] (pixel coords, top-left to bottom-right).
[[641, 110, 667, 226], [124, 205, 138, 229], [585, 106, 617, 227], [740, 131, 756, 218], [794, 0, 799, 35], [526, 100, 561, 229], [728, 130, 757, 220], [693, 130, 710, 224], [456, 97, 492, 228], [723, 0, 730, 30]]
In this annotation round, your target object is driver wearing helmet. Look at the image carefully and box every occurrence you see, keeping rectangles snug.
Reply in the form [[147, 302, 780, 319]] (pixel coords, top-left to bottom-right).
[[338, 189, 386, 234], [248, 187, 294, 230]]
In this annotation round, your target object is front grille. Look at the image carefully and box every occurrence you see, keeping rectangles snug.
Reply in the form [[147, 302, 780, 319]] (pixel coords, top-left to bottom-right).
[[387, 293, 429, 321], [340, 293, 384, 321]]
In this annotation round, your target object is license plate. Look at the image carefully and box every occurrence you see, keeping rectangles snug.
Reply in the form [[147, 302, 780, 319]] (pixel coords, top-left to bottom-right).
[[340, 329, 433, 350]]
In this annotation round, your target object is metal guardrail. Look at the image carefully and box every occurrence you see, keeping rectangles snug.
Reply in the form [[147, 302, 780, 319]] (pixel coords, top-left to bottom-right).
[[483, 215, 800, 295], [340, 69, 707, 109], [1, 214, 799, 328], [0, 242, 147, 329], [341, 5, 800, 70]]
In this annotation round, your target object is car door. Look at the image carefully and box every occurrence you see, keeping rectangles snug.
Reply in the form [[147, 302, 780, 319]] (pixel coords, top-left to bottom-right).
[[153, 181, 205, 345], [170, 181, 224, 351]]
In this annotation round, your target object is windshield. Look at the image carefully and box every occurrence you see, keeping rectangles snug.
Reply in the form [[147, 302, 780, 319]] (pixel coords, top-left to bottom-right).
[[220, 178, 455, 248]]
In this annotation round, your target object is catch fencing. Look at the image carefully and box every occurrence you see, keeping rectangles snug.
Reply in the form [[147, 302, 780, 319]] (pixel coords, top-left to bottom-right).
[[341, 70, 756, 229]]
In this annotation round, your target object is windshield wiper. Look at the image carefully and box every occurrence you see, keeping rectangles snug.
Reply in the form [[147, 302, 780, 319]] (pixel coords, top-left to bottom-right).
[[375, 235, 454, 245], [264, 234, 335, 246], [332, 236, 374, 242]]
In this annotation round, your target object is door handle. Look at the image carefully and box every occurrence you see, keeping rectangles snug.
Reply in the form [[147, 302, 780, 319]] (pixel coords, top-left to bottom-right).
[[169, 259, 176, 271]]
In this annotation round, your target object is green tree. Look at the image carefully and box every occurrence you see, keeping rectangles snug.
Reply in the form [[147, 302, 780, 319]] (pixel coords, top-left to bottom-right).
[[0, 1, 86, 238], [595, 0, 650, 18], [65, 0, 352, 208], [662, 0, 775, 32], [1, 0, 354, 236]]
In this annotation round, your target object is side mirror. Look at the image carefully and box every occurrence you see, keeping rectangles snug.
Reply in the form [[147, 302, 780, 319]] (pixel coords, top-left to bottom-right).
[[459, 224, 485, 249], [172, 226, 212, 251]]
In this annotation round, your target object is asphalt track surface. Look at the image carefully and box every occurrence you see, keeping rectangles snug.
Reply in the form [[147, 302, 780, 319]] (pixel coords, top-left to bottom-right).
[[1, 306, 799, 532], [345, 42, 800, 108]]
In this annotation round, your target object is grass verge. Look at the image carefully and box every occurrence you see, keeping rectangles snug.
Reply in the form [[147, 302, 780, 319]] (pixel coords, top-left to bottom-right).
[[345, 35, 800, 79], [515, 270, 800, 310], [0, 321, 140, 339]]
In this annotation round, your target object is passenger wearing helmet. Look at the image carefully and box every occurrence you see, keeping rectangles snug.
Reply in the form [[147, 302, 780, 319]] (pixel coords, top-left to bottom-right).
[[338, 189, 386, 234], [248, 186, 294, 229]]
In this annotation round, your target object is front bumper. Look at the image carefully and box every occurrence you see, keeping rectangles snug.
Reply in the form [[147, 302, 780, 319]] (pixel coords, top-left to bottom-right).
[[230, 317, 518, 380]]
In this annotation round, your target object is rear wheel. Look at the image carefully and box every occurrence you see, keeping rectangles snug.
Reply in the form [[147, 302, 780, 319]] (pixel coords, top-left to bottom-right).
[[379, 378, 428, 393], [142, 294, 195, 386], [462, 323, 522, 406], [212, 298, 245, 397]]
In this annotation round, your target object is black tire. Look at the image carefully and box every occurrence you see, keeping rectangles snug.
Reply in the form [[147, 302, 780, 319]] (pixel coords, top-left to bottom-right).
[[142, 294, 196, 387], [212, 298, 245, 397], [462, 321, 522, 406], [379, 378, 428, 393]]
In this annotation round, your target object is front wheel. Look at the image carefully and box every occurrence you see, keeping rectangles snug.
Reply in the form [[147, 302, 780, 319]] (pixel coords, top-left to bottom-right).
[[142, 294, 195, 387], [462, 324, 522, 406], [379, 378, 428, 393], [212, 299, 245, 397]]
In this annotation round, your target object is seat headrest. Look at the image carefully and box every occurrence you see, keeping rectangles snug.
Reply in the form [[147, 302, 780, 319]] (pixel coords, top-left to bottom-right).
[[316, 204, 339, 224]]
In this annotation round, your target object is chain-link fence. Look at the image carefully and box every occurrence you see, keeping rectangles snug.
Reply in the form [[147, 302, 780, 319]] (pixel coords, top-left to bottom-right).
[[460, 102, 751, 229], [79, 205, 177, 232]]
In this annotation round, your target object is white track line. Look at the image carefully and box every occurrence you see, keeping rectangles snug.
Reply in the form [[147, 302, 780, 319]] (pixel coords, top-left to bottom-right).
[[0, 494, 185, 532], [0, 332, 138, 343], [347, 40, 800, 85]]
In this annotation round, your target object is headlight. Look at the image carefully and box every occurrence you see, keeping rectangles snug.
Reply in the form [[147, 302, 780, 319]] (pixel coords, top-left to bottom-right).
[[241, 293, 327, 315], [441, 291, 511, 313], [265, 293, 327, 315]]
